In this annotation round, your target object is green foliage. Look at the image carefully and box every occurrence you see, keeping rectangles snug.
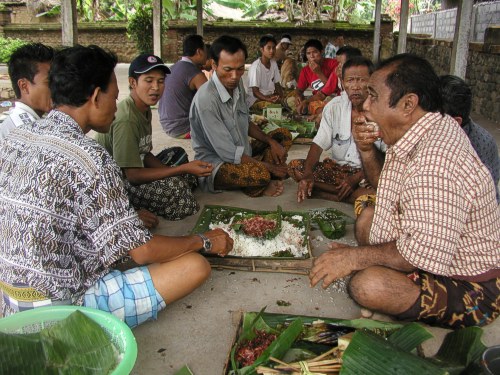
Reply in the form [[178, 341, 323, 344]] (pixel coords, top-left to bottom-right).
[[127, 6, 154, 54], [0, 37, 28, 63]]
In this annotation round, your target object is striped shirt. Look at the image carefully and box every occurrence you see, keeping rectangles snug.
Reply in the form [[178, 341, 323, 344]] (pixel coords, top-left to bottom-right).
[[370, 112, 500, 277]]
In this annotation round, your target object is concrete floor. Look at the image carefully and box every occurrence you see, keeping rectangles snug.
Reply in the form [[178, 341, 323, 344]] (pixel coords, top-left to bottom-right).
[[105, 63, 500, 375], [0, 63, 498, 374]]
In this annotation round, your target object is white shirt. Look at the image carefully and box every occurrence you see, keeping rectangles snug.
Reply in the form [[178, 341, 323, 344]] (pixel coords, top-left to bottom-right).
[[0, 102, 40, 141], [246, 58, 281, 107], [313, 91, 386, 167]]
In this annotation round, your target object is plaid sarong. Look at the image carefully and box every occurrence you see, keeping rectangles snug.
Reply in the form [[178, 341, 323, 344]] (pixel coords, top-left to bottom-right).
[[84, 267, 166, 329]]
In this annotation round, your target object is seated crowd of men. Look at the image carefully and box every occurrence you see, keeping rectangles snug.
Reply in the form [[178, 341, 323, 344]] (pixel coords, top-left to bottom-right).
[[0, 33, 498, 332]]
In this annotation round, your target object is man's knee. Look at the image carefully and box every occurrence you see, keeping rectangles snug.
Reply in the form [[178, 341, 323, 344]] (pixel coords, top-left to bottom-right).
[[348, 266, 382, 305], [354, 206, 374, 245], [185, 252, 211, 282]]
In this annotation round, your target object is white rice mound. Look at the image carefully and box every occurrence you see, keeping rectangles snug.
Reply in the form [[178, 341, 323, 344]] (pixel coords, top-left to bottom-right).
[[209, 219, 308, 258]]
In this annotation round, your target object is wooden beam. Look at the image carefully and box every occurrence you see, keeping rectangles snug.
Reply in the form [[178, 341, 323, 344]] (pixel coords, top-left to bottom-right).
[[450, 0, 473, 78], [372, 0, 382, 63], [397, 0, 409, 53], [153, 0, 162, 57], [61, 0, 77, 46], [197, 0, 203, 36]]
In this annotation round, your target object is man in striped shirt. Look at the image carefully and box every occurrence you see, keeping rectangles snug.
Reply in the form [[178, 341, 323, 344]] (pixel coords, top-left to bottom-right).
[[310, 54, 499, 328]]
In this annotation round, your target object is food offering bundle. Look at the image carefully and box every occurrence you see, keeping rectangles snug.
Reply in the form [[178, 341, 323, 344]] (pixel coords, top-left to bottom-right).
[[225, 310, 489, 375], [192, 205, 311, 259], [309, 208, 354, 240], [251, 113, 317, 141]]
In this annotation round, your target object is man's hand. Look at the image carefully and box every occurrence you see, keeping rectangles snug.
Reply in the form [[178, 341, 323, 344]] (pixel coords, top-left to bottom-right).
[[265, 162, 288, 179], [182, 160, 214, 176], [353, 116, 380, 152], [204, 228, 234, 257], [137, 208, 159, 229], [335, 175, 357, 201], [296, 98, 308, 115], [309, 242, 358, 288], [268, 138, 286, 165], [297, 177, 314, 202], [267, 94, 280, 103]]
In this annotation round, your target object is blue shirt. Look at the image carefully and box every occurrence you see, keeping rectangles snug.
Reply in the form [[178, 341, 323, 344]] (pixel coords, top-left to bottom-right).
[[189, 72, 251, 192]]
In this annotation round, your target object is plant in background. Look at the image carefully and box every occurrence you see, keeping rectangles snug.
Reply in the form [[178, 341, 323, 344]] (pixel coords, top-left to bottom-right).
[[127, 5, 153, 53], [0, 37, 27, 63]]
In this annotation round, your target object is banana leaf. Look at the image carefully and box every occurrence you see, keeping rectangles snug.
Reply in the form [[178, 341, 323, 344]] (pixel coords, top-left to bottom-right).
[[341, 330, 446, 375], [316, 218, 346, 239], [387, 322, 434, 352], [0, 310, 118, 375], [174, 364, 195, 375], [310, 207, 355, 225], [428, 327, 487, 374]]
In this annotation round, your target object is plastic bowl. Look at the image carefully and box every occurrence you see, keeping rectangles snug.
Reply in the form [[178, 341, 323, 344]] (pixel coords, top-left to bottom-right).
[[482, 345, 500, 375], [0, 305, 137, 374]]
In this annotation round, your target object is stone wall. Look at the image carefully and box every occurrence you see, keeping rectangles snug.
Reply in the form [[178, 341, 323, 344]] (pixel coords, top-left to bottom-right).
[[164, 20, 394, 63], [404, 35, 500, 123], [2, 23, 137, 62]]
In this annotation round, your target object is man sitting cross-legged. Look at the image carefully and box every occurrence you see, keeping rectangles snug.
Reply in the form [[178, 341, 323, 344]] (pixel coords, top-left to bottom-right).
[[96, 53, 213, 221], [0, 45, 233, 328], [190, 35, 292, 197], [246, 34, 284, 111], [290, 57, 385, 203], [310, 54, 499, 329]]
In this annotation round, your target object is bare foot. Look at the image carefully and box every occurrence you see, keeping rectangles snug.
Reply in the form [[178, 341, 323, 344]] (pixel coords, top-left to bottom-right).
[[310, 189, 341, 202], [263, 180, 285, 197], [360, 307, 374, 318]]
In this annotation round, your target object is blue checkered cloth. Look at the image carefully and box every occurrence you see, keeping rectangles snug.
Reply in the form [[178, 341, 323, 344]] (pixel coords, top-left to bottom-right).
[[84, 267, 166, 328]]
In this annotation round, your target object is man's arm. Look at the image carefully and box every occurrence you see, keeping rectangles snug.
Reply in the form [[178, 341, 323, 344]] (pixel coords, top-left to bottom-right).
[[129, 228, 233, 264], [353, 120, 384, 188], [310, 241, 416, 288], [297, 143, 323, 202], [248, 122, 286, 164], [124, 152, 213, 185], [251, 87, 279, 103], [189, 72, 208, 91]]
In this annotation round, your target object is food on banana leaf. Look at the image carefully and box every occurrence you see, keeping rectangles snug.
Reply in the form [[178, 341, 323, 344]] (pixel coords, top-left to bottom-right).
[[316, 218, 346, 239], [231, 207, 282, 240], [236, 330, 277, 367], [299, 321, 355, 345]]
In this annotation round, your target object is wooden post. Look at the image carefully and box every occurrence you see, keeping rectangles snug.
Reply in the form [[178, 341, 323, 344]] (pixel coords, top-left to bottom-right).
[[397, 0, 409, 53], [450, 0, 473, 78], [372, 0, 382, 63], [197, 0, 203, 36], [61, 0, 78, 46], [153, 0, 162, 57]]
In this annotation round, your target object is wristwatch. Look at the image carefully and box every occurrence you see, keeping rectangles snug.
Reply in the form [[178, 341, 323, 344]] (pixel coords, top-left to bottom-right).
[[196, 233, 212, 253]]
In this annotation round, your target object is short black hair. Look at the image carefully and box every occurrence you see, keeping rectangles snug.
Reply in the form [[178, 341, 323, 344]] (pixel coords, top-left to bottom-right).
[[281, 33, 292, 40], [183, 34, 205, 57], [50, 45, 117, 108], [336, 46, 362, 60], [304, 39, 323, 53], [210, 35, 248, 65], [440, 74, 472, 126], [376, 53, 441, 112], [8, 43, 55, 99], [259, 34, 277, 49], [205, 43, 213, 60], [342, 56, 374, 78]]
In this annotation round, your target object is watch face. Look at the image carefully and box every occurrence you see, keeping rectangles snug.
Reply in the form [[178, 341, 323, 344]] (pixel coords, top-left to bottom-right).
[[205, 238, 212, 251]]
